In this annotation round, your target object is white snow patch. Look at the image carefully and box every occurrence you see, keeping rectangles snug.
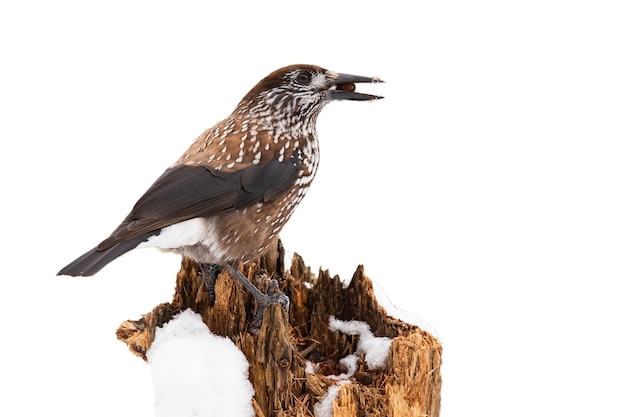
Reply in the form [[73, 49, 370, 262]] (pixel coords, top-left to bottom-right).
[[305, 360, 315, 374], [147, 309, 254, 417], [313, 380, 351, 417], [328, 354, 358, 380], [329, 316, 392, 369], [312, 318, 392, 416]]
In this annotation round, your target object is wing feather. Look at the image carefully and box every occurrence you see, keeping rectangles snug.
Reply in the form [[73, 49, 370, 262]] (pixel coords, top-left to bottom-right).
[[97, 156, 299, 251]]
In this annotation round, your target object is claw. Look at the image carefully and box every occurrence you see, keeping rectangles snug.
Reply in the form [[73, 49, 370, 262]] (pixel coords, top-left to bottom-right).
[[250, 279, 290, 332], [224, 265, 290, 333]]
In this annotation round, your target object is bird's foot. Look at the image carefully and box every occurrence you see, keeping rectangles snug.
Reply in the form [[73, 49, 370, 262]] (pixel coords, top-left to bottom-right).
[[250, 276, 290, 332], [199, 263, 222, 305], [224, 265, 289, 334]]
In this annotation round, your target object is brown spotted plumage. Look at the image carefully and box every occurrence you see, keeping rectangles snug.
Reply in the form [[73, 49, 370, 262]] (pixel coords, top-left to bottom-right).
[[58, 64, 383, 324]]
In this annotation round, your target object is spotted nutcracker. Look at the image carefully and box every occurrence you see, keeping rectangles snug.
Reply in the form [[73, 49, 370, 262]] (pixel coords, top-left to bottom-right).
[[58, 64, 383, 325]]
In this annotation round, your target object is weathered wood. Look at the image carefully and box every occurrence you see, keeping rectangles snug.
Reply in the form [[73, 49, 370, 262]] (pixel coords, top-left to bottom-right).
[[117, 241, 442, 416]]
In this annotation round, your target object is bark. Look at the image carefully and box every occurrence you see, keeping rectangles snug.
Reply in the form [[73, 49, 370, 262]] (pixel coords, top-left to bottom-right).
[[117, 241, 442, 416]]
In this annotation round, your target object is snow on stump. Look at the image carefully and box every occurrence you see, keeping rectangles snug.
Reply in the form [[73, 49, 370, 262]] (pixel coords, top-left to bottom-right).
[[117, 241, 442, 417]]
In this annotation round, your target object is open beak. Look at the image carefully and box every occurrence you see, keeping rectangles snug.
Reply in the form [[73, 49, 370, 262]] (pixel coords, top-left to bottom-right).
[[329, 73, 384, 101]]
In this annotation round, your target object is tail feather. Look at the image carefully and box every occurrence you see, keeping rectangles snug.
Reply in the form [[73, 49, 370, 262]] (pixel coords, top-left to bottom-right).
[[57, 233, 156, 276]]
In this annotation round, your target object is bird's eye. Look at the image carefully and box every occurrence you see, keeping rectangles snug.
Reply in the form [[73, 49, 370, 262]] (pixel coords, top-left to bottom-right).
[[295, 71, 312, 84]]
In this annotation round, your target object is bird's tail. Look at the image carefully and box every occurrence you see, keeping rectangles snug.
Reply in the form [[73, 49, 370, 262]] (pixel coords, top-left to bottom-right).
[[57, 234, 152, 277]]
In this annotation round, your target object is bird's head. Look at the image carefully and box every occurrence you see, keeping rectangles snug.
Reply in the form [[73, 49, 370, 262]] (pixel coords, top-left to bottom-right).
[[235, 64, 383, 126]]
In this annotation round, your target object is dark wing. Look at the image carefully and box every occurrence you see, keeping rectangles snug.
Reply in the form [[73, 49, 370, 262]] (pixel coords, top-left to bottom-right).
[[97, 155, 300, 251]]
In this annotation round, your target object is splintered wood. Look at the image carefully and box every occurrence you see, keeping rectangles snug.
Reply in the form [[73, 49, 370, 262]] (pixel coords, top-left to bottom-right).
[[116, 241, 442, 416]]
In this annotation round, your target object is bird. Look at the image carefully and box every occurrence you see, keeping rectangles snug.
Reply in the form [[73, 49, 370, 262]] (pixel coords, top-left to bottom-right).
[[58, 64, 383, 326]]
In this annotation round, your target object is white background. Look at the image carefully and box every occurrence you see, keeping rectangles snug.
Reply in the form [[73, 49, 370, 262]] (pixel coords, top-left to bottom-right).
[[1, 1, 625, 416]]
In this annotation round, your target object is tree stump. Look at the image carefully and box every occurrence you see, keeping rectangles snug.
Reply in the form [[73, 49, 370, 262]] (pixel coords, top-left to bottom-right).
[[117, 241, 442, 416]]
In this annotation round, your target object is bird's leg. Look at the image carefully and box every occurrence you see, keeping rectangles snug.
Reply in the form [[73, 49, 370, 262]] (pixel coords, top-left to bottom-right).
[[199, 263, 222, 305], [224, 265, 290, 332]]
